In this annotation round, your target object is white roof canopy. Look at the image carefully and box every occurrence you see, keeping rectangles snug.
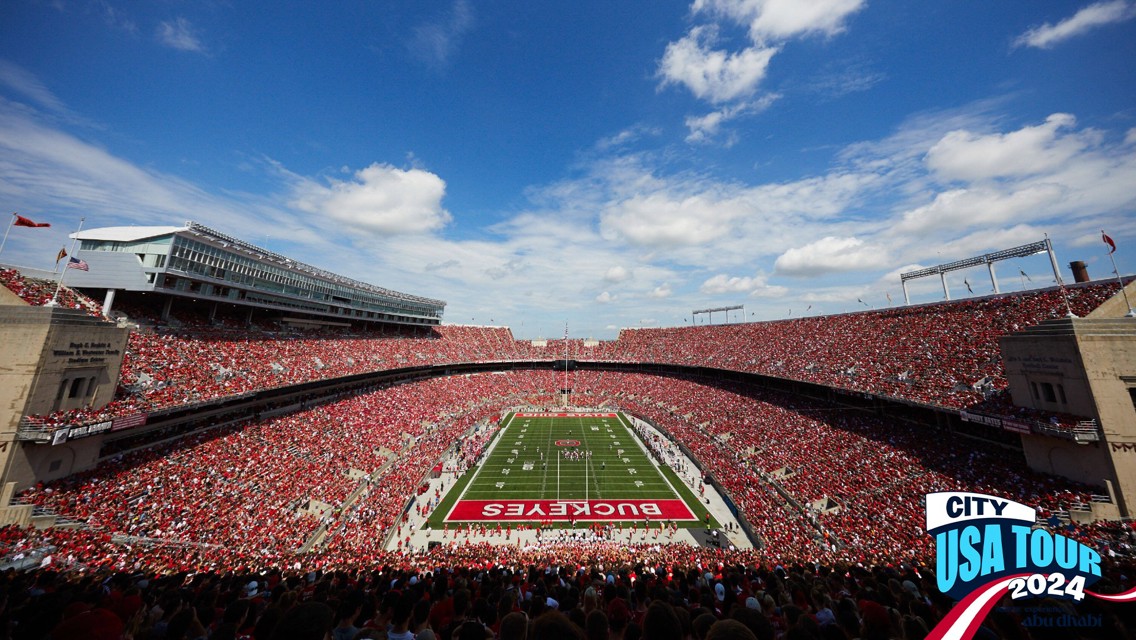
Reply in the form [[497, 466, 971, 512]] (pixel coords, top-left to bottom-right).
[[71, 226, 187, 243]]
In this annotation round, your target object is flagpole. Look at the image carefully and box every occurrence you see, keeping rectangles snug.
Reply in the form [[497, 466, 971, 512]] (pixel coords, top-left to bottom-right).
[[563, 322, 568, 407], [0, 214, 16, 260], [1104, 230, 1135, 317], [48, 217, 85, 307]]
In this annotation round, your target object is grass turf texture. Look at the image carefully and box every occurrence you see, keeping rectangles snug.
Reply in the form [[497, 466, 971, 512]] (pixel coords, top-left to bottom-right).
[[425, 413, 719, 529]]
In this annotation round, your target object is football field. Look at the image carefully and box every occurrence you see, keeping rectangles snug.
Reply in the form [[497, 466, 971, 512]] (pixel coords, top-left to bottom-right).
[[431, 412, 713, 526]]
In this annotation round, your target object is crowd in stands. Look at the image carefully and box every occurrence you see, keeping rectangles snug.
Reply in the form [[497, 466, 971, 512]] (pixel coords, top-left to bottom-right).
[[2, 368, 1134, 637], [585, 282, 1123, 414], [13, 371, 1131, 577], [9, 541, 1134, 640], [17, 373, 551, 573], [567, 373, 1106, 563], [21, 320, 527, 431], [8, 277, 1124, 434], [3, 263, 1125, 431], [5, 269, 1136, 637], [0, 268, 102, 316]]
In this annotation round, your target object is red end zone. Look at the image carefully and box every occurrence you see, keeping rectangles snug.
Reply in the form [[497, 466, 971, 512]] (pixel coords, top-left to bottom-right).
[[445, 499, 697, 522], [513, 412, 618, 418]]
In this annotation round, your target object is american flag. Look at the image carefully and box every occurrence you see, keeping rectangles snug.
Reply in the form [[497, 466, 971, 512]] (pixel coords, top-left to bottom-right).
[[67, 257, 89, 271]]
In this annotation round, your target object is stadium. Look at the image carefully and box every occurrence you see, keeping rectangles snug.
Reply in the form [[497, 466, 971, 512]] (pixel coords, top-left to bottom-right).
[[0, 221, 1134, 639]]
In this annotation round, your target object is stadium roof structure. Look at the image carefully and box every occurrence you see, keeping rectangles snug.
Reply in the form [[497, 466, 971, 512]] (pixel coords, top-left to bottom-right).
[[73, 225, 188, 243], [899, 239, 1061, 305], [65, 221, 446, 326]]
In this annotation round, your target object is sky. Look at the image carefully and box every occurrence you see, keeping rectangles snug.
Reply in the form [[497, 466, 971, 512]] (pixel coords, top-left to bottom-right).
[[0, 1, 1134, 339]]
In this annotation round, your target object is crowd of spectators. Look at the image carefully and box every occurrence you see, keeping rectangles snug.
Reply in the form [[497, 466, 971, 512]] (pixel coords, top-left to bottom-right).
[[570, 372, 1121, 562], [3, 367, 1135, 638], [3, 271, 1129, 510], [13, 371, 1131, 577], [5, 271, 1136, 638], [0, 268, 102, 315], [8, 276, 1125, 433], [586, 282, 1123, 414], [21, 320, 526, 431], [16, 372, 555, 573], [2, 529, 1134, 640]]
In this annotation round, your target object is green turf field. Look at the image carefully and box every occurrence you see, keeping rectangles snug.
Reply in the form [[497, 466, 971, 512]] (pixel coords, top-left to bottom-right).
[[428, 412, 717, 527]]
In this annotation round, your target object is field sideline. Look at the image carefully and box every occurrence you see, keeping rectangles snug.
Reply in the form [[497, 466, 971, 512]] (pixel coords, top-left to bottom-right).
[[428, 412, 717, 527]]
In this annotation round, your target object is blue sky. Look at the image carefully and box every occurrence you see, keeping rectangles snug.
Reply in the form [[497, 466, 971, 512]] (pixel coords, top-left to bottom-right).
[[1, 1, 1134, 339]]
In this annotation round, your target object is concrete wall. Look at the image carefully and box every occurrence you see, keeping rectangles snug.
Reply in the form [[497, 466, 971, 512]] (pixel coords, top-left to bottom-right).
[[1086, 279, 1136, 318], [22, 319, 130, 417], [3, 436, 103, 489], [0, 304, 130, 491], [1002, 331, 1095, 418], [1020, 435, 1112, 487], [1077, 322, 1136, 516], [0, 307, 53, 493], [1001, 318, 1136, 516]]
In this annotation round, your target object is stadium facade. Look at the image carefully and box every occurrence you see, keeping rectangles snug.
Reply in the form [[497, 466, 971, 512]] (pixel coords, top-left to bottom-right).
[[64, 221, 446, 326], [1001, 316, 1136, 518], [1, 224, 1136, 535]]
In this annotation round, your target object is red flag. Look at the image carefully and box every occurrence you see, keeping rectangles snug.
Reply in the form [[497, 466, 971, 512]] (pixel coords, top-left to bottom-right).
[[1102, 232, 1117, 254], [13, 214, 50, 228], [55, 247, 68, 264]]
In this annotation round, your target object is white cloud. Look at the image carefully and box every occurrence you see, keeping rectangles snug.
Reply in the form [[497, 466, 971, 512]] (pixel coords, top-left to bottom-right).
[[290, 163, 452, 235], [1125, 127, 1136, 146], [581, 159, 885, 276], [604, 265, 632, 283], [743, 172, 875, 219], [685, 109, 734, 145], [701, 273, 760, 294], [658, 26, 778, 103], [0, 61, 68, 115], [600, 190, 743, 247], [804, 61, 886, 100], [700, 272, 787, 297], [684, 95, 778, 144], [659, 0, 865, 136], [425, 259, 460, 272], [4, 60, 1135, 339], [773, 236, 890, 277], [156, 18, 207, 54], [594, 160, 877, 259], [924, 113, 1092, 181], [750, 283, 789, 298], [800, 286, 871, 305], [886, 113, 1136, 240], [937, 225, 1047, 259], [692, 0, 866, 42], [96, 2, 138, 33], [0, 106, 209, 220], [596, 124, 661, 150], [893, 185, 1065, 235], [1014, 1, 1136, 49], [409, 0, 475, 68]]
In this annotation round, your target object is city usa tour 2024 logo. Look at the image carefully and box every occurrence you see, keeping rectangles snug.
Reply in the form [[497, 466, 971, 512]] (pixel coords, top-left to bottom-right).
[[924, 491, 1136, 640]]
